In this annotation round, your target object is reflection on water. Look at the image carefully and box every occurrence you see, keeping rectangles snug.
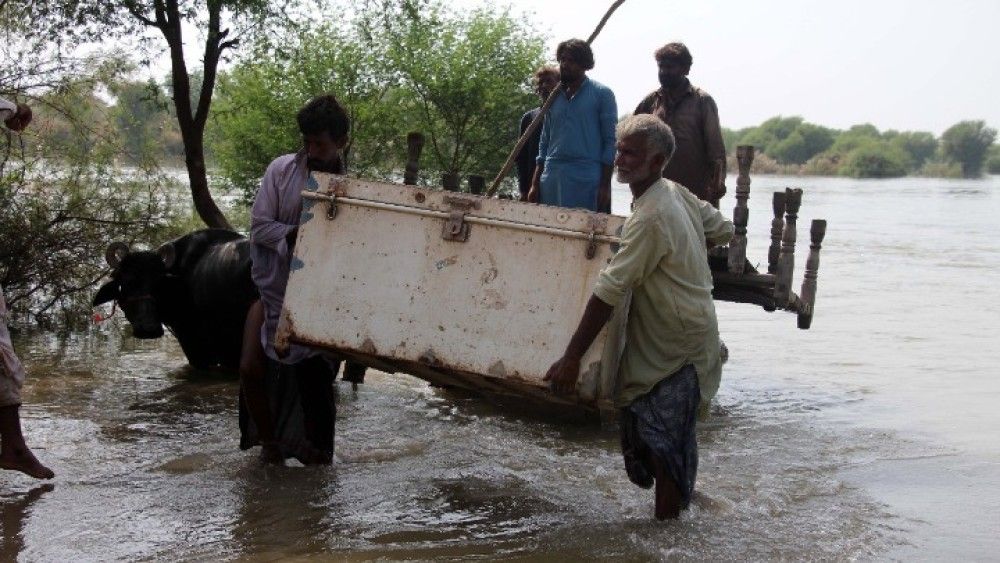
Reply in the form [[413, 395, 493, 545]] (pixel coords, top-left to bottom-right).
[[2, 175, 998, 559]]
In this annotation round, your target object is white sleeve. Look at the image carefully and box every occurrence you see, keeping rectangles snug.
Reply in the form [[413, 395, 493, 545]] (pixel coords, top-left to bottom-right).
[[0, 97, 15, 121]]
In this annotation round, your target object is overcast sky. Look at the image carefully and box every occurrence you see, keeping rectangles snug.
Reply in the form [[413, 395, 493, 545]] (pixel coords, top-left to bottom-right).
[[468, 0, 999, 135]]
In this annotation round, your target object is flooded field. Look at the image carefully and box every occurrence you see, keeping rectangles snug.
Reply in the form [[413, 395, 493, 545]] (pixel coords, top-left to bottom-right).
[[3, 175, 998, 560]]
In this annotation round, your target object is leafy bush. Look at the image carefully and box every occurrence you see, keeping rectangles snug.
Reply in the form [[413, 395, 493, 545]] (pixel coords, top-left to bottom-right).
[[210, 1, 544, 201], [768, 123, 835, 165], [889, 131, 938, 169], [987, 145, 1000, 174], [1, 157, 185, 330], [838, 139, 909, 178], [940, 120, 997, 177]]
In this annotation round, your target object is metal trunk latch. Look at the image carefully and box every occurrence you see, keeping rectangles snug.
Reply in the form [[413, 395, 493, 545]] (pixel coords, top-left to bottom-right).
[[585, 231, 597, 259], [441, 196, 479, 242], [325, 178, 341, 220], [443, 211, 469, 241], [585, 216, 608, 260]]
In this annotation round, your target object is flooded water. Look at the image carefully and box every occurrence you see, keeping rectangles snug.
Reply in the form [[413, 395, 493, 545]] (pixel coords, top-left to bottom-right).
[[3, 175, 998, 560]]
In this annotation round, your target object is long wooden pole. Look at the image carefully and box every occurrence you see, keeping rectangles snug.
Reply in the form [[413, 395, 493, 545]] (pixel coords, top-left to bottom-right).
[[485, 0, 628, 197]]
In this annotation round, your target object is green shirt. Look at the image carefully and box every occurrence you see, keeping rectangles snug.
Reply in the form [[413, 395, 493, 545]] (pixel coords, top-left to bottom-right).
[[593, 179, 734, 408]]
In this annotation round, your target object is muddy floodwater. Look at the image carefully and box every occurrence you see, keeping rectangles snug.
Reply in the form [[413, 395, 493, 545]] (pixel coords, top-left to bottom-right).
[[3, 175, 999, 560]]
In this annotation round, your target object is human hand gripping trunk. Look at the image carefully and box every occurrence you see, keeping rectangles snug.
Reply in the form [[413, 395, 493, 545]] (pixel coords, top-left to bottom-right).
[[544, 295, 614, 395]]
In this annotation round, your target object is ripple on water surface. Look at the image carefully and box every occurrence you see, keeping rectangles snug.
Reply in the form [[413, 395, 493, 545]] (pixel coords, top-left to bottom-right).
[[0, 332, 907, 560]]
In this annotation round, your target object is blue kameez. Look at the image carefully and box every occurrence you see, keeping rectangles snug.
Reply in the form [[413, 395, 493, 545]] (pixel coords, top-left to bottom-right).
[[536, 77, 617, 211]]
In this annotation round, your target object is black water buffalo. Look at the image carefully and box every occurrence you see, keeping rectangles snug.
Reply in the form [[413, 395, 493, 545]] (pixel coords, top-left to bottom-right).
[[93, 229, 257, 370]]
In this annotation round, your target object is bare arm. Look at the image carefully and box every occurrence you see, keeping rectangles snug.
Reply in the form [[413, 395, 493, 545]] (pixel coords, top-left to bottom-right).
[[527, 162, 544, 203], [598, 164, 613, 212], [544, 295, 615, 394]]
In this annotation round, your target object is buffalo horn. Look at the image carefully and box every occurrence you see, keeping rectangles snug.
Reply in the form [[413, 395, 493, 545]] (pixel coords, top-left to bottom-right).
[[158, 243, 176, 269], [105, 242, 129, 268]]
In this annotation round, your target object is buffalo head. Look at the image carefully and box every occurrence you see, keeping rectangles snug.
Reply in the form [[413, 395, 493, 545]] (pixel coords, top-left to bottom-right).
[[93, 241, 178, 339]]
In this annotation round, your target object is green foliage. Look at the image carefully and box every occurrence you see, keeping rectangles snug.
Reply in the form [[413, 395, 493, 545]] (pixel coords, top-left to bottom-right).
[[828, 123, 881, 155], [109, 79, 184, 165], [838, 139, 909, 178], [733, 116, 833, 165], [1, 123, 186, 331], [721, 127, 741, 155], [918, 158, 962, 178], [987, 144, 1000, 175], [211, 0, 544, 198], [209, 21, 408, 201], [730, 115, 989, 178], [737, 116, 802, 155], [16, 0, 317, 229], [889, 131, 937, 169], [940, 120, 997, 177], [376, 4, 544, 177], [768, 122, 835, 165]]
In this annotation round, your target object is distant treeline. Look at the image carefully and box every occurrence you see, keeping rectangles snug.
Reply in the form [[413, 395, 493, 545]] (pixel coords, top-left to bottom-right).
[[21, 83, 1000, 181], [723, 116, 999, 178]]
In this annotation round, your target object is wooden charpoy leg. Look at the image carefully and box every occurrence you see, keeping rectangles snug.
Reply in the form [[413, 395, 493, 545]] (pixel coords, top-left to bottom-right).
[[797, 219, 827, 329], [468, 175, 485, 195], [442, 173, 460, 192], [727, 145, 754, 274], [767, 191, 787, 275], [403, 132, 425, 186], [774, 188, 802, 307]]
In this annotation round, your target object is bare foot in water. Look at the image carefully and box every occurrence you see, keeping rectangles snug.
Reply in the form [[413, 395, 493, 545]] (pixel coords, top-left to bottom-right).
[[0, 446, 55, 480], [259, 442, 285, 466]]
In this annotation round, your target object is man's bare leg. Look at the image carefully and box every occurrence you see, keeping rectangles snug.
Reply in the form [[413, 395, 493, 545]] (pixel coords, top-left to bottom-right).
[[652, 455, 681, 520], [0, 405, 54, 479], [239, 301, 282, 464]]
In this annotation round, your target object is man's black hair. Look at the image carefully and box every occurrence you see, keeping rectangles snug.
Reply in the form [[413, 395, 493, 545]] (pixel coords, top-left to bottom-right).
[[555, 39, 595, 71], [654, 42, 693, 68], [297, 94, 350, 141]]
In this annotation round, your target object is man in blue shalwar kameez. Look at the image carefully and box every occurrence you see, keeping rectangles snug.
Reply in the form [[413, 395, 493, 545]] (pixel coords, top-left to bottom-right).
[[527, 39, 618, 213]]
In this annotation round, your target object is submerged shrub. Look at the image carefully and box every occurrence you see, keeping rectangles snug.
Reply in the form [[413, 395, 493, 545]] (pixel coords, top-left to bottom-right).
[[838, 140, 909, 178]]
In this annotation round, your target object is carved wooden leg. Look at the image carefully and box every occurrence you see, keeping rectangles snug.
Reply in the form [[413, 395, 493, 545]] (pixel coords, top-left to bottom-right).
[[403, 132, 425, 186], [442, 173, 460, 191], [775, 188, 802, 307], [728, 145, 754, 274], [797, 219, 827, 329], [468, 175, 485, 195], [768, 191, 786, 275]]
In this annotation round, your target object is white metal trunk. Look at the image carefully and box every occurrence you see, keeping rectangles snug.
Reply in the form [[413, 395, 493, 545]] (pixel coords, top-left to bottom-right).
[[275, 174, 628, 413]]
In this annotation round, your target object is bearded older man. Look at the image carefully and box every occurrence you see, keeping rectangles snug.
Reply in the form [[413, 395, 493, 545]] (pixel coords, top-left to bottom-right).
[[545, 114, 733, 519]]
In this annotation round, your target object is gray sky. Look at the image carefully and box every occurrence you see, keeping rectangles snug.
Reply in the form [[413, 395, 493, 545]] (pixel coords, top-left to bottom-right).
[[472, 0, 999, 135]]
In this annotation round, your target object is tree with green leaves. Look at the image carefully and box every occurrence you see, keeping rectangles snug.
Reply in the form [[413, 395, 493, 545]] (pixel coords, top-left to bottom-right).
[[211, 0, 544, 196], [1, 65, 186, 329], [210, 22, 407, 201], [888, 131, 937, 170], [987, 144, 1000, 175], [768, 122, 835, 165], [838, 138, 909, 178], [940, 120, 997, 178], [370, 2, 544, 182], [15, 0, 313, 229]]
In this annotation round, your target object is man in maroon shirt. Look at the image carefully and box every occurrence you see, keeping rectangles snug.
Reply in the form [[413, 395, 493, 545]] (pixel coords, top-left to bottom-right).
[[634, 42, 727, 207]]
